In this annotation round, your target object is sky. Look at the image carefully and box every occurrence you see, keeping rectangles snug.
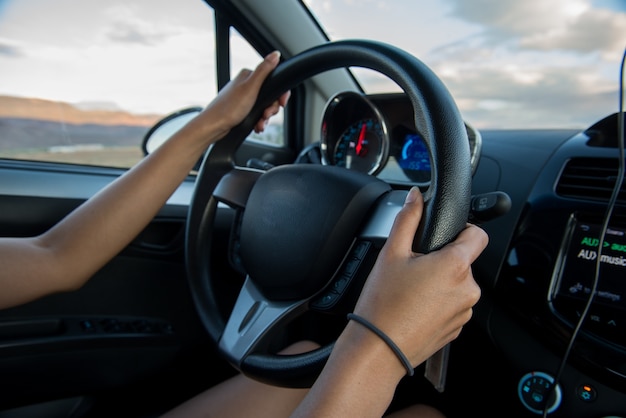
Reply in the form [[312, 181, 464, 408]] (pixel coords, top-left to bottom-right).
[[305, 0, 626, 129], [0, 0, 218, 114], [0, 0, 624, 129]]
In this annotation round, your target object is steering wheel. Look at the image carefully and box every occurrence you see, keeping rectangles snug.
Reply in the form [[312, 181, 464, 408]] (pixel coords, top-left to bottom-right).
[[185, 39, 471, 388]]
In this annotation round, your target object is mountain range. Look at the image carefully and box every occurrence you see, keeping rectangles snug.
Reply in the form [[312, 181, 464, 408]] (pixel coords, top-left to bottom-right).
[[0, 95, 165, 152], [0, 95, 162, 127]]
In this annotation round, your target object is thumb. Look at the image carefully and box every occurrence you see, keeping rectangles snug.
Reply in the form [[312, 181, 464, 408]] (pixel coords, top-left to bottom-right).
[[384, 187, 424, 255], [246, 50, 281, 88]]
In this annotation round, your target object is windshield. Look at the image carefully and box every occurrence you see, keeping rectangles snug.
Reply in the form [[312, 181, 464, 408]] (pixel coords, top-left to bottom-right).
[[304, 0, 626, 130]]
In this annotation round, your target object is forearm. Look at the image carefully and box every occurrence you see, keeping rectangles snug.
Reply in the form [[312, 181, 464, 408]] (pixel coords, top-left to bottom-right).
[[291, 322, 405, 418], [41, 114, 221, 278], [0, 112, 223, 309]]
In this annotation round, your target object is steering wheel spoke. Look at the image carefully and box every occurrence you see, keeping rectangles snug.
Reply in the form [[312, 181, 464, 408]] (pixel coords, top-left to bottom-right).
[[359, 189, 409, 243], [213, 167, 265, 209], [219, 277, 308, 368]]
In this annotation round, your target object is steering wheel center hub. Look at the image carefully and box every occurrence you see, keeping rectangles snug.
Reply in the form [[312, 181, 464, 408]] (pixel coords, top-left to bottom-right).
[[240, 164, 391, 301]]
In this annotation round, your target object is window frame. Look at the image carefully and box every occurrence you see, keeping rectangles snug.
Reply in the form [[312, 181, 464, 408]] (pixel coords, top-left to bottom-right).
[[212, 2, 303, 155]]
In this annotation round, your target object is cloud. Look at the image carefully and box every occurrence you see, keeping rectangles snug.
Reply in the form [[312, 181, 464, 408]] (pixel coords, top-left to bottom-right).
[[440, 65, 619, 128], [107, 21, 169, 46], [444, 0, 625, 58], [2, 0, 621, 126], [519, 8, 626, 59], [303, 0, 623, 129], [358, 61, 618, 129], [0, 41, 20, 57], [411, 0, 625, 127], [446, 0, 584, 35], [0, 0, 216, 114], [102, 3, 184, 46]]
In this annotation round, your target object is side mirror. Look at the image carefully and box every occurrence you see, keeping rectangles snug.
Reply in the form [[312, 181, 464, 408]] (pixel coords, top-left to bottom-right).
[[142, 107, 202, 155]]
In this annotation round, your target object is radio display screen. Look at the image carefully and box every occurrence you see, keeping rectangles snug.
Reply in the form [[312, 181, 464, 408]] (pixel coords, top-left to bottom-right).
[[553, 216, 626, 311]]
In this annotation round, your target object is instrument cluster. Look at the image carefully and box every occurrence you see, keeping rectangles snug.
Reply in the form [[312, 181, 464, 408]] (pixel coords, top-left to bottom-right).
[[320, 92, 481, 186]]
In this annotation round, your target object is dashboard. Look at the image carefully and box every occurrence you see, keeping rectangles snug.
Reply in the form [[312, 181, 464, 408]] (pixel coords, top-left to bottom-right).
[[475, 113, 625, 416], [319, 92, 481, 186], [313, 91, 626, 416]]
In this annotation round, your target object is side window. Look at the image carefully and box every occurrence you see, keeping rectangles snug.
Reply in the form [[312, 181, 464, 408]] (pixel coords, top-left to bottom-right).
[[0, 1, 216, 168], [230, 28, 285, 147]]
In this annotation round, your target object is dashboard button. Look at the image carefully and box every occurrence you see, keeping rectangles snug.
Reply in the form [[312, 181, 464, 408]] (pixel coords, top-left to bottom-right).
[[576, 384, 597, 402], [518, 371, 562, 415]]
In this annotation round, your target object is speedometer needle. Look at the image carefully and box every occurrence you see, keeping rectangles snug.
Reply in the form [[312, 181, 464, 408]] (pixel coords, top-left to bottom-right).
[[356, 122, 366, 156]]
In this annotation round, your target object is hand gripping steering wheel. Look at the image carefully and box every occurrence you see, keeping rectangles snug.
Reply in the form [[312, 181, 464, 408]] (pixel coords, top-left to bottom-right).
[[185, 39, 471, 388]]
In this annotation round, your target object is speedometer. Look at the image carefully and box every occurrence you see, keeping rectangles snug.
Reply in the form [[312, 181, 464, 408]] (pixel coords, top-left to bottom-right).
[[333, 118, 386, 174], [321, 91, 390, 175]]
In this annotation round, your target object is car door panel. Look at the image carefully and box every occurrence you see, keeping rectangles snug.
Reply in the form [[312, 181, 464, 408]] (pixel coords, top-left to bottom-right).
[[0, 161, 244, 413]]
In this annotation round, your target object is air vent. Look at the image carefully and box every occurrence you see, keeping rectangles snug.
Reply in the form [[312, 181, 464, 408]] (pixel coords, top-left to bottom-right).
[[556, 157, 625, 204]]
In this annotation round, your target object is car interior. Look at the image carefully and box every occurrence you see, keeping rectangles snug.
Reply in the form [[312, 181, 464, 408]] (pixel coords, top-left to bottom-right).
[[0, 0, 624, 417]]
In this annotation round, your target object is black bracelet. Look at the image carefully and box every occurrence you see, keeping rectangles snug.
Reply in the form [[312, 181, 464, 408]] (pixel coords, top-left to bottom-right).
[[347, 313, 414, 377]]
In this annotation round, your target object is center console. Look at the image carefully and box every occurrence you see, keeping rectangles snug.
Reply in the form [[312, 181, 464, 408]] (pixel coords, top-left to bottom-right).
[[495, 113, 626, 416]]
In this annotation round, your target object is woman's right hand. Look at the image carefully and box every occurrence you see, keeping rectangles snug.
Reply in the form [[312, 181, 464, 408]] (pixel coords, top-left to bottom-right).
[[292, 187, 488, 417], [351, 186, 489, 369]]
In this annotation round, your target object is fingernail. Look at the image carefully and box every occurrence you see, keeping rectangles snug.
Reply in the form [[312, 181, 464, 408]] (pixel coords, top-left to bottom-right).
[[404, 187, 419, 204], [266, 50, 281, 64]]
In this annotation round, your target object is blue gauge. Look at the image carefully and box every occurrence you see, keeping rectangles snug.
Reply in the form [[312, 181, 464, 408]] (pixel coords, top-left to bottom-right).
[[399, 133, 431, 172]]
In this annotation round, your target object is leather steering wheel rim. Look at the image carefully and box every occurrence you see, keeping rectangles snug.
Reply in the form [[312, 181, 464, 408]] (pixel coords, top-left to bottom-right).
[[185, 39, 471, 388]]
